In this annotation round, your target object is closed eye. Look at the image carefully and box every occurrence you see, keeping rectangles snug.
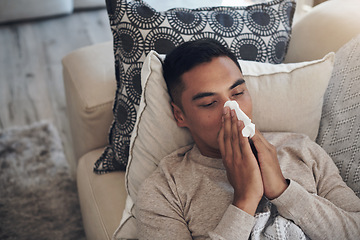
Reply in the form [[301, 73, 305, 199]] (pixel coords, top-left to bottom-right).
[[234, 91, 244, 96], [200, 101, 217, 107]]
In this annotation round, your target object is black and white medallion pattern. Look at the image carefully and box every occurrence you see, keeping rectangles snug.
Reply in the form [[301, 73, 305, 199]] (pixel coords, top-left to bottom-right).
[[114, 22, 144, 64], [167, 8, 206, 35], [231, 33, 267, 62], [207, 7, 244, 38], [95, 0, 296, 173], [126, 0, 165, 29], [144, 27, 185, 55]]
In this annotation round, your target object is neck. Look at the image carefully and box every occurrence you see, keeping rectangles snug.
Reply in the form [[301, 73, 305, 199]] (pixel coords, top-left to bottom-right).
[[196, 144, 222, 159]]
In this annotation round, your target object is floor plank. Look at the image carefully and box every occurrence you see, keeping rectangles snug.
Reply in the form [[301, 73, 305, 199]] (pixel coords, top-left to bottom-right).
[[0, 9, 113, 174]]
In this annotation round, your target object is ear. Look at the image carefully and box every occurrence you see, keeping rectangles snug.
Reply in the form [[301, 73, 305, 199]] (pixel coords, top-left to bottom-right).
[[171, 102, 187, 128]]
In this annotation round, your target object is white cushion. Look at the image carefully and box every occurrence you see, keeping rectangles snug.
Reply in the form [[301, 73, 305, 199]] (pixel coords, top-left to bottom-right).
[[285, 0, 360, 63], [114, 50, 335, 239]]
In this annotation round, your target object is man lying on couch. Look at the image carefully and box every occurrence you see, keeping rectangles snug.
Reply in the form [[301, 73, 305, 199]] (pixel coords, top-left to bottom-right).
[[135, 39, 360, 239]]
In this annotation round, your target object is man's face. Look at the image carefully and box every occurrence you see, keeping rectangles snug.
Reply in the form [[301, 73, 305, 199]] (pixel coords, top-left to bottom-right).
[[172, 56, 253, 158]]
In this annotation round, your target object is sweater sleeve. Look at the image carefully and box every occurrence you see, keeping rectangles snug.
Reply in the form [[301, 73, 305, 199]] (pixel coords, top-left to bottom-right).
[[135, 169, 255, 240], [271, 139, 360, 240], [209, 205, 255, 240]]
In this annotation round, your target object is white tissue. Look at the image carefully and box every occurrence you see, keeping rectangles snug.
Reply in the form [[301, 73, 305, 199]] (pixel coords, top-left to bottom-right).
[[224, 100, 255, 138]]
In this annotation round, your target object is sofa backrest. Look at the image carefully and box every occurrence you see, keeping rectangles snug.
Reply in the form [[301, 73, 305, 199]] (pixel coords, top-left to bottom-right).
[[285, 0, 360, 63]]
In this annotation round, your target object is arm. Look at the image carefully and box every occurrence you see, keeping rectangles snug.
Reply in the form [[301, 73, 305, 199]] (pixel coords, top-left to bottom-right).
[[135, 165, 255, 240], [135, 170, 192, 240], [271, 140, 360, 240]]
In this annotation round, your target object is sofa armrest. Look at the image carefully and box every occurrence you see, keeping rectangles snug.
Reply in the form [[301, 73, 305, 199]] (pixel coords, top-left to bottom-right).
[[77, 148, 126, 240], [62, 41, 116, 163]]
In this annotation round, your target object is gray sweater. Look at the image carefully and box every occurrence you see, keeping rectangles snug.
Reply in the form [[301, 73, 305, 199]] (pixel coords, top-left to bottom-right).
[[135, 133, 360, 240]]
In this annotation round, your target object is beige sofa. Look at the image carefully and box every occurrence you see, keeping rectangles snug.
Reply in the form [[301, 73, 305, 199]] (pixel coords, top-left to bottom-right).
[[62, 0, 360, 239]]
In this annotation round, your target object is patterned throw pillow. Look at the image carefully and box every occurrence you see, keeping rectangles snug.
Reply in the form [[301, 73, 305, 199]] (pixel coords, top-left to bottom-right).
[[95, 0, 296, 173], [316, 34, 360, 197]]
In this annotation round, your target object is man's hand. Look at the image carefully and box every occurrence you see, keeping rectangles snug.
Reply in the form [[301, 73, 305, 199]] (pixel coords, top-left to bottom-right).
[[218, 108, 289, 215], [218, 107, 263, 216], [251, 129, 288, 200]]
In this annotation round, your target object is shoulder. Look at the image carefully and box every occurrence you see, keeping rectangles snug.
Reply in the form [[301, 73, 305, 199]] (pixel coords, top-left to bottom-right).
[[138, 144, 194, 191], [265, 132, 340, 178], [136, 145, 194, 205], [264, 132, 334, 168], [157, 144, 194, 172], [263, 132, 314, 148], [263, 132, 326, 157]]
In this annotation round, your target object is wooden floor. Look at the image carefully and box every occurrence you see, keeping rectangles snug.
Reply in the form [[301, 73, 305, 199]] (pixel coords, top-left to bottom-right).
[[0, 8, 113, 174]]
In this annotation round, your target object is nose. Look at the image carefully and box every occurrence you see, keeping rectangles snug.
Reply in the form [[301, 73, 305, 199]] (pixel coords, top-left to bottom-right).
[[221, 97, 234, 110], [221, 97, 232, 106], [219, 97, 232, 118]]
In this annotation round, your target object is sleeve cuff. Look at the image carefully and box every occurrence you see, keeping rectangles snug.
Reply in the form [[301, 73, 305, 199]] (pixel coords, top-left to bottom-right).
[[209, 204, 255, 240], [270, 179, 312, 221]]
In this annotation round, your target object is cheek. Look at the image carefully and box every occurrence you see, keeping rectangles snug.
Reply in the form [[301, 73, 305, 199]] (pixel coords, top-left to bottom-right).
[[201, 112, 223, 134], [191, 111, 222, 130], [239, 95, 253, 119], [244, 105, 253, 120], [183, 104, 224, 135]]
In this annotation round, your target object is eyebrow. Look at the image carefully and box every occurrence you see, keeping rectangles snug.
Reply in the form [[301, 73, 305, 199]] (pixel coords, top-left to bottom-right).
[[192, 79, 246, 101], [230, 79, 245, 90]]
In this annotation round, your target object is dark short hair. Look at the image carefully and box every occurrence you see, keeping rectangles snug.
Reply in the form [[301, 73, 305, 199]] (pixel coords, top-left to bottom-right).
[[162, 39, 242, 109]]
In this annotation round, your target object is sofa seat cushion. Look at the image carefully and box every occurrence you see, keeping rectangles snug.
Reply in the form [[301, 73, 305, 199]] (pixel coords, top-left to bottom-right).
[[77, 148, 126, 240]]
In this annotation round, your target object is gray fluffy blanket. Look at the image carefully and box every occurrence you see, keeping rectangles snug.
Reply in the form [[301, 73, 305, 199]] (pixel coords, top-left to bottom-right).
[[0, 122, 85, 240]]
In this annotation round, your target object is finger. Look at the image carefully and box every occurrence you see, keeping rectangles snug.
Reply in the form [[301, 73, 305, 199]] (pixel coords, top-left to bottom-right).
[[230, 110, 241, 161], [218, 116, 225, 157], [223, 107, 233, 164], [238, 121, 253, 156], [251, 129, 278, 168], [251, 129, 272, 152]]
